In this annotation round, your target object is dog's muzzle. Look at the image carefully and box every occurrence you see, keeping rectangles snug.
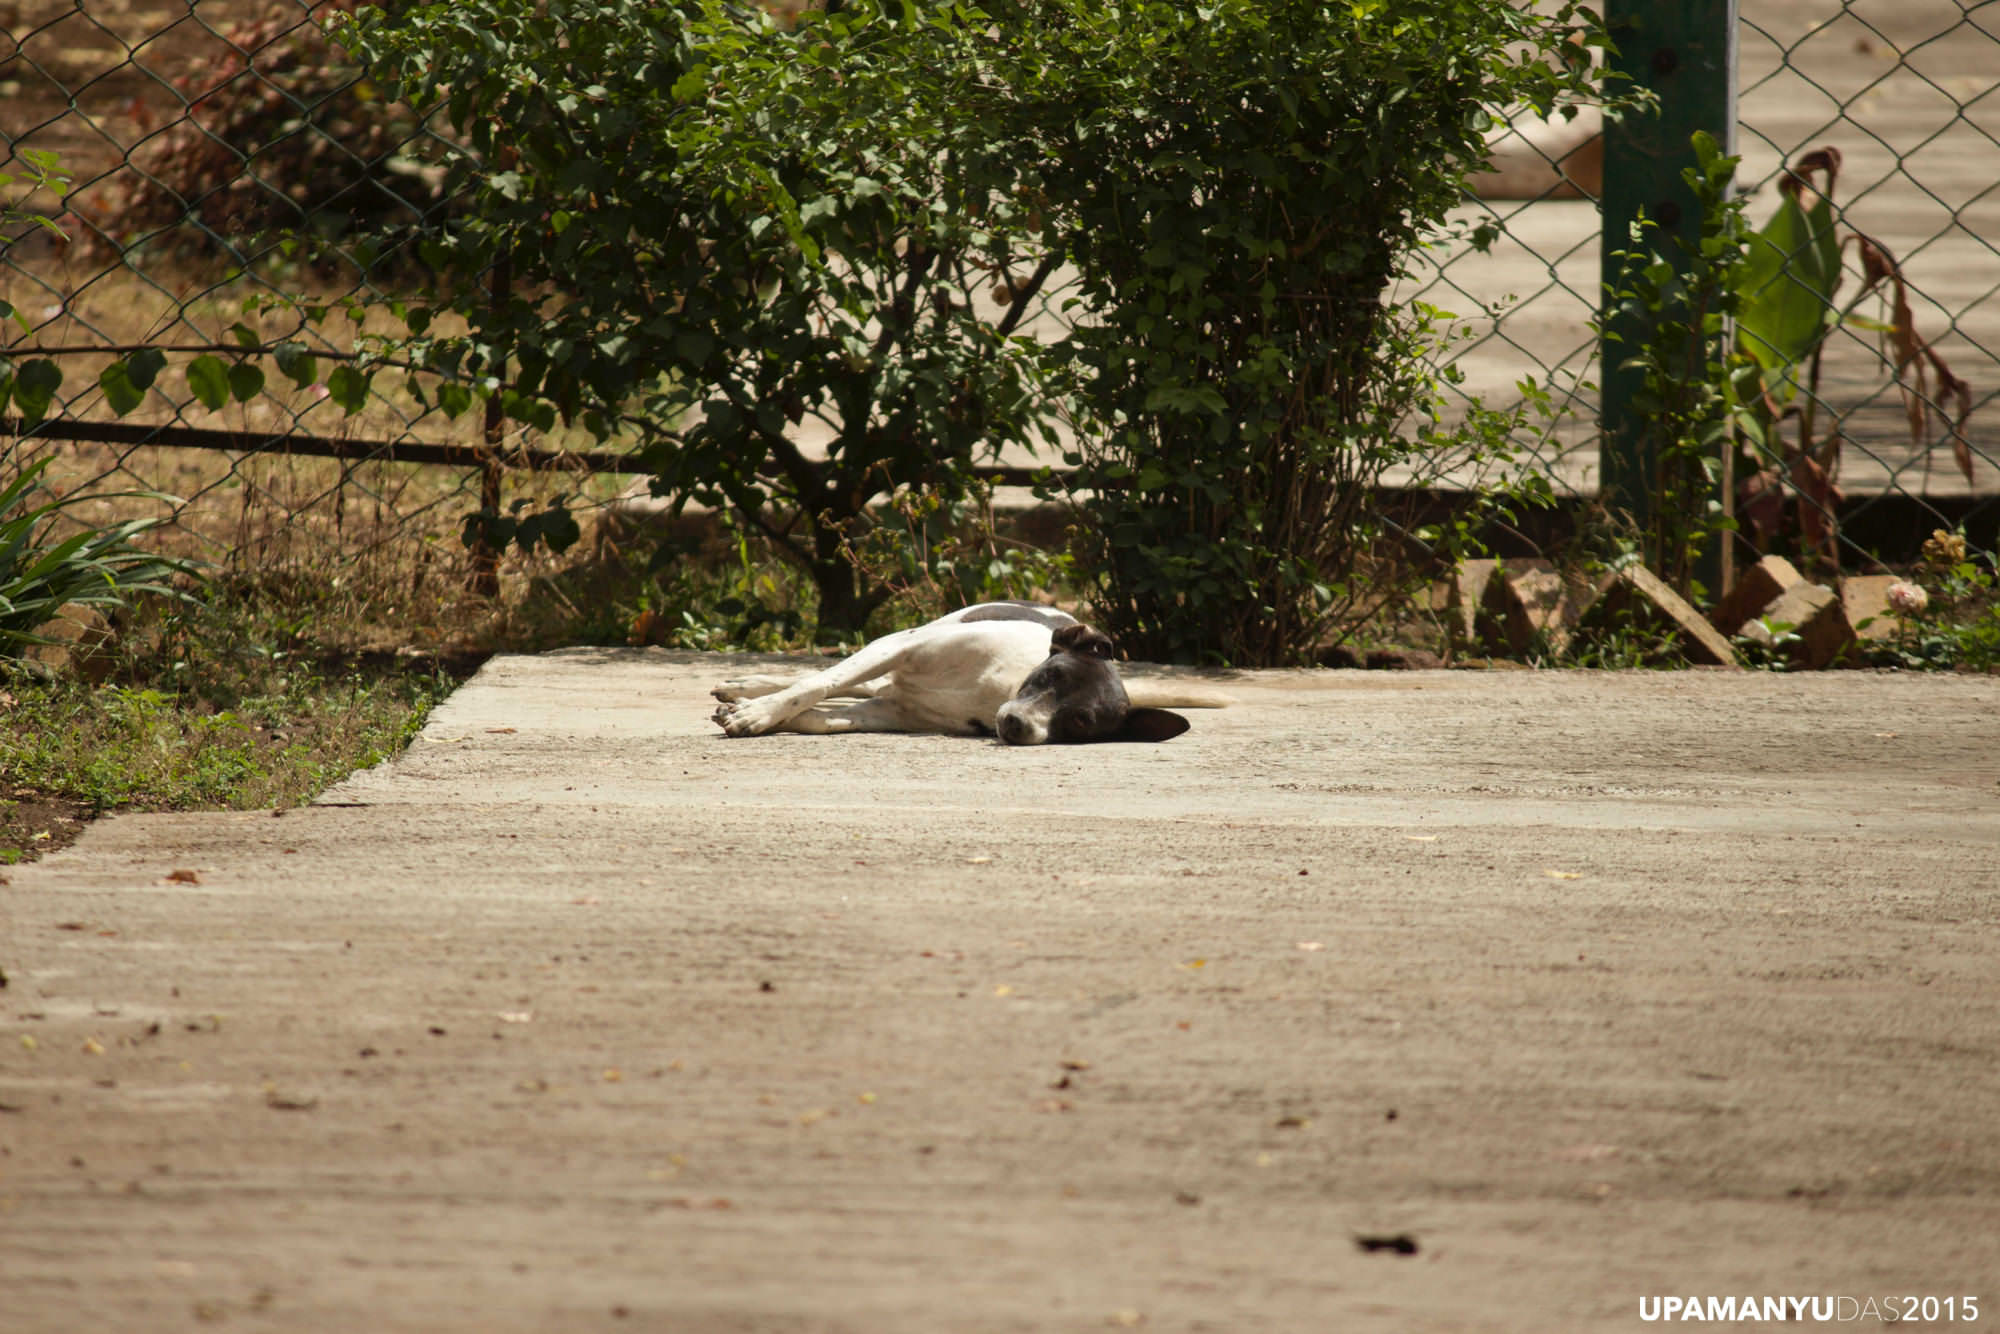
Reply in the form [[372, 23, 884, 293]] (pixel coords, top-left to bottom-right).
[[994, 698, 1050, 745]]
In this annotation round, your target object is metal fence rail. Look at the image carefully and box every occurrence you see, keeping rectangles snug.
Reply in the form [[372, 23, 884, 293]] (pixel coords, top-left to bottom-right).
[[4, 0, 1998, 602]]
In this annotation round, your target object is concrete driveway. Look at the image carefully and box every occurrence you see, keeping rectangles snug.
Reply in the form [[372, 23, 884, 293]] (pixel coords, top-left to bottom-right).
[[3, 650, 1997, 1332]]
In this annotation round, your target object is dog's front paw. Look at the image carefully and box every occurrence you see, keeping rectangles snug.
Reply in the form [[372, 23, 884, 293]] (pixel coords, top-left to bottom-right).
[[712, 697, 781, 737]]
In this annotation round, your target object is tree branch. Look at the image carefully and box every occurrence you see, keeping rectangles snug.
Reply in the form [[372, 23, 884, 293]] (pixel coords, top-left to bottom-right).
[[870, 243, 940, 362], [992, 252, 1062, 340]]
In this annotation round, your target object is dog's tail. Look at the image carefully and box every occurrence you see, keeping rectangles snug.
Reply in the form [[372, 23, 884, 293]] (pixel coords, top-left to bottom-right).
[[1125, 680, 1234, 710]]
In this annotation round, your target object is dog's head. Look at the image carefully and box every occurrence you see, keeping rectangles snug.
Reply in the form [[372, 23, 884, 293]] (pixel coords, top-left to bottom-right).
[[993, 623, 1191, 745]]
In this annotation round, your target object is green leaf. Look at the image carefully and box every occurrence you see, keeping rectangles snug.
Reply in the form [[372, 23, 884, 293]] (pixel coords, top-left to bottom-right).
[[228, 361, 266, 403], [99, 358, 147, 416], [126, 347, 167, 392], [12, 358, 61, 427], [1736, 190, 1839, 392], [436, 381, 475, 420], [538, 507, 582, 555], [273, 343, 318, 389], [460, 509, 511, 552], [674, 330, 714, 366], [326, 363, 372, 415], [186, 355, 232, 411]]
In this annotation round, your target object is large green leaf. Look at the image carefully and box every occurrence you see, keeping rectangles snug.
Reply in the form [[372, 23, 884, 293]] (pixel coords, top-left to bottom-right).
[[1735, 188, 1840, 399], [0, 456, 204, 648]]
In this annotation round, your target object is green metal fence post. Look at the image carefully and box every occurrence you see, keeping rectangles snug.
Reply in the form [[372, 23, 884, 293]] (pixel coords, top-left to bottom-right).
[[1599, 0, 1738, 590]]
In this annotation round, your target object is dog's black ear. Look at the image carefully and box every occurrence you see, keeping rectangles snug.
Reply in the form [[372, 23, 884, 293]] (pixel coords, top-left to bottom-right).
[[1052, 623, 1116, 660], [1111, 707, 1190, 743]]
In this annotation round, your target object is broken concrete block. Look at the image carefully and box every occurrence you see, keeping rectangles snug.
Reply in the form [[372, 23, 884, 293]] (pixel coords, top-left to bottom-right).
[[1736, 581, 1857, 669], [1478, 558, 1587, 657], [1840, 575, 1903, 643], [1581, 566, 1740, 668], [1446, 559, 1501, 652], [1708, 554, 1804, 636]]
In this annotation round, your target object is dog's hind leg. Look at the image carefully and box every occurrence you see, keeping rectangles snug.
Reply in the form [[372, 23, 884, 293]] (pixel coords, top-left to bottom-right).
[[764, 697, 922, 734], [712, 673, 885, 704], [712, 628, 925, 736]]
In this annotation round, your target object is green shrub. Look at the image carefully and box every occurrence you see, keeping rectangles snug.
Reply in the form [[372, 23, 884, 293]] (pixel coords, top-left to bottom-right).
[[339, 0, 1062, 637], [1014, 0, 1601, 663]]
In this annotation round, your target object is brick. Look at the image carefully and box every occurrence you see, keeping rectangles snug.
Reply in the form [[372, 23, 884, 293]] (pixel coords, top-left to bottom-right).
[[1481, 558, 1587, 657], [1736, 581, 1856, 669], [1708, 555, 1804, 636], [1582, 566, 1740, 668], [1446, 559, 1502, 653], [1841, 575, 1902, 642]]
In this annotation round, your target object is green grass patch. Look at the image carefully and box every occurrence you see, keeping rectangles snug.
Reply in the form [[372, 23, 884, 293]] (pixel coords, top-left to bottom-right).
[[1, 591, 474, 864]]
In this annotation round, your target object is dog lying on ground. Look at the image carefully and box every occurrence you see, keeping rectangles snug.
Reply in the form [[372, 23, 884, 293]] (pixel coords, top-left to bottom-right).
[[710, 601, 1229, 744]]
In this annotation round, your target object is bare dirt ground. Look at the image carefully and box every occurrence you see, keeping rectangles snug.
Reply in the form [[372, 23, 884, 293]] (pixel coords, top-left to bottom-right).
[[3, 650, 1997, 1332]]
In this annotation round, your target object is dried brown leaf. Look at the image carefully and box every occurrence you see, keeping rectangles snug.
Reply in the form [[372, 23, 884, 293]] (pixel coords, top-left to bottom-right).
[[1738, 468, 1787, 549], [1925, 345, 1976, 485], [1790, 450, 1844, 561]]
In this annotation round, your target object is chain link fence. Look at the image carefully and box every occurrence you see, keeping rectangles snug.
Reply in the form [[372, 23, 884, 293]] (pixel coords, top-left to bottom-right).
[[1418, 0, 2000, 562], [2, 0, 593, 607], [4, 0, 1997, 604]]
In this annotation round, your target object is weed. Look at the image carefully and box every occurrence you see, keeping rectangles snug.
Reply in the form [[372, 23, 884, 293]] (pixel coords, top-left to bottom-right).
[[1, 456, 207, 652], [1860, 529, 2000, 672]]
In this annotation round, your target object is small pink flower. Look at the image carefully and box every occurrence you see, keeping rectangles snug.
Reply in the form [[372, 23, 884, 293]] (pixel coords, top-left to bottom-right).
[[1886, 580, 1929, 615]]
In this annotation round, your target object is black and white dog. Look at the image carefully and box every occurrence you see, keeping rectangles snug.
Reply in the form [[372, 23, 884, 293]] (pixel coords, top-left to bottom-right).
[[710, 602, 1228, 744]]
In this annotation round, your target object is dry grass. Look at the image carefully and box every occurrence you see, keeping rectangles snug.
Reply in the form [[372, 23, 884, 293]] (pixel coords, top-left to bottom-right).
[[5, 257, 641, 652]]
